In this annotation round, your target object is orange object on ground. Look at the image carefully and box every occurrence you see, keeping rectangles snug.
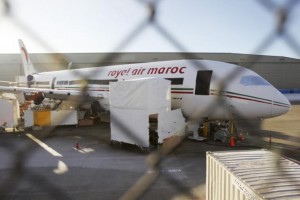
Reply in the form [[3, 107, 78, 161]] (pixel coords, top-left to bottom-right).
[[229, 137, 235, 147]]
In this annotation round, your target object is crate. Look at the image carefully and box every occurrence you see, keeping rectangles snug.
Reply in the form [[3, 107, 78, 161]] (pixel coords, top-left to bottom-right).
[[78, 119, 94, 126], [206, 149, 300, 200]]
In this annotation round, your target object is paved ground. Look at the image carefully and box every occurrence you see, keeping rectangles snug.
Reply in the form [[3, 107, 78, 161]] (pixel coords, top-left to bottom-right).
[[235, 104, 300, 160], [0, 105, 299, 200]]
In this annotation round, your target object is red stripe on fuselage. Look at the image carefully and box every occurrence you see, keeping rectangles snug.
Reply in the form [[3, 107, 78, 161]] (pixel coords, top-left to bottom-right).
[[171, 91, 193, 94], [211, 93, 290, 108]]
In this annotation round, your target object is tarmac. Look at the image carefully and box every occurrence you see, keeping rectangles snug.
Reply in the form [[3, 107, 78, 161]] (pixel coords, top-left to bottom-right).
[[0, 105, 299, 200]]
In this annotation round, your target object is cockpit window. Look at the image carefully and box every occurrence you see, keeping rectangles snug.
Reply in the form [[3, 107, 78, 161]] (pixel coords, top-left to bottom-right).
[[240, 75, 271, 86]]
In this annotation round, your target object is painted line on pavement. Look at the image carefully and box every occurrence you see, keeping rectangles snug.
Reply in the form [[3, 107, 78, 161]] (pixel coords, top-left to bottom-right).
[[26, 133, 63, 157]]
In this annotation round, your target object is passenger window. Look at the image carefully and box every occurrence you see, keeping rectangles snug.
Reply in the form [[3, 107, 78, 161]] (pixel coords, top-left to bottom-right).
[[195, 70, 212, 95]]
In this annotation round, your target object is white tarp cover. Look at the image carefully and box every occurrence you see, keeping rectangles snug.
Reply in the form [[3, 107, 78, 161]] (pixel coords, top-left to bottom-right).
[[158, 109, 186, 143], [110, 108, 149, 147], [109, 78, 171, 114], [0, 98, 19, 128], [110, 78, 171, 147], [24, 110, 34, 128]]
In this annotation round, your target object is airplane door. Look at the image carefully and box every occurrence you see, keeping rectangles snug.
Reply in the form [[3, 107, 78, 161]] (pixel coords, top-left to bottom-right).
[[195, 70, 212, 95]]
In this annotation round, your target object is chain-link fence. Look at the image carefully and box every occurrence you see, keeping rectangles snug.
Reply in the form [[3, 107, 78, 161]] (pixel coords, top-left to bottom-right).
[[0, 0, 299, 199]]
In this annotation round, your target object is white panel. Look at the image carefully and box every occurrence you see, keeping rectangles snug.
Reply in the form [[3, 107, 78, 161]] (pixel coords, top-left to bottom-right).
[[51, 110, 78, 126], [24, 110, 34, 128], [109, 78, 171, 147], [110, 108, 149, 147], [110, 78, 171, 113], [157, 109, 186, 143], [110, 80, 148, 110], [147, 78, 171, 114], [0, 99, 19, 128]]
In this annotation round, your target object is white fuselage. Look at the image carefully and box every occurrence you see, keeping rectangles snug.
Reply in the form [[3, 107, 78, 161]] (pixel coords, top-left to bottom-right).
[[28, 60, 291, 120]]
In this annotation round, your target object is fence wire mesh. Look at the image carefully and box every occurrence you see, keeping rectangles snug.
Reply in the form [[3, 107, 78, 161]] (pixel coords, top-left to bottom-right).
[[0, 0, 299, 199]]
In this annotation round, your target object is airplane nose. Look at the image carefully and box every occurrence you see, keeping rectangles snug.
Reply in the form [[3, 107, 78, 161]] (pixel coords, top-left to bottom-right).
[[272, 90, 291, 117]]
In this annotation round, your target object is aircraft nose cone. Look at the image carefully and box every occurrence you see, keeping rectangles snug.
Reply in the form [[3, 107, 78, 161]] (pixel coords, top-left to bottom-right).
[[272, 90, 291, 117]]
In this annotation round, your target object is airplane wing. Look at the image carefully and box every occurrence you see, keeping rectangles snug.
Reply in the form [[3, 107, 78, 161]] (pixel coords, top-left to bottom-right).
[[0, 85, 103, 101]]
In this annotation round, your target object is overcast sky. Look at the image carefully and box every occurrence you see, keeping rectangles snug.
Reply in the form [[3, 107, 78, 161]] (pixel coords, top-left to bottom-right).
[[0, 0, 299, 59]]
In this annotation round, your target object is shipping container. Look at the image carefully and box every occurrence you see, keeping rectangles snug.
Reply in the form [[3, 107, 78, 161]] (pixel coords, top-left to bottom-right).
[[206, 149, 300, 200]]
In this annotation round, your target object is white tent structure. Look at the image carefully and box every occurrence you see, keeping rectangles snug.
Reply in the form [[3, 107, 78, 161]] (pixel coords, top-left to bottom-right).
[[109, 78, 186, 148]]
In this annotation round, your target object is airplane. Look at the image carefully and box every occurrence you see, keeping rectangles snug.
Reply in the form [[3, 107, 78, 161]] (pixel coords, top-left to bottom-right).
[[0, 40, 292, 138]]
